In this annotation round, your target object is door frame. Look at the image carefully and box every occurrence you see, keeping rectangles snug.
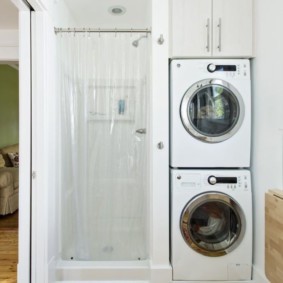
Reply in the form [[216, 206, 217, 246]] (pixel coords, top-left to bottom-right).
[[4, 1, 32, 282]]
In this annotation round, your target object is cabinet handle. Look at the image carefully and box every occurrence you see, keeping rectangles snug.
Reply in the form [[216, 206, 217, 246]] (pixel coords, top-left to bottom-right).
[[217, 18, 222, 52], [206, 18, 210, 52]]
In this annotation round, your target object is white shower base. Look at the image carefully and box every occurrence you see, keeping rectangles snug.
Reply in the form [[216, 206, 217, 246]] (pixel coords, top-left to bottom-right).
[[56, 260, 150, 281], [62, 177, 149, 261]]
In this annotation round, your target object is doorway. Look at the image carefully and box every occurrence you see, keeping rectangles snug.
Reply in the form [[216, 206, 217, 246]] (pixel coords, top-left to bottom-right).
[[0, 0, 31, 282], [0, 1, 19, 282]]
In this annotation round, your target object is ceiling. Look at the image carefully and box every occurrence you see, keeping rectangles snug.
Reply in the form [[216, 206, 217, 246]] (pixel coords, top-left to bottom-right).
[[64, 0, 151, 28], [0, 0, 150, 29], [0, 0, 18, 29]]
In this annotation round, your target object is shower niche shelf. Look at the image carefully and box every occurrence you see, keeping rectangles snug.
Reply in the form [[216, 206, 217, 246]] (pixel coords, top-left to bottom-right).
[[87, 83, 138, 122]]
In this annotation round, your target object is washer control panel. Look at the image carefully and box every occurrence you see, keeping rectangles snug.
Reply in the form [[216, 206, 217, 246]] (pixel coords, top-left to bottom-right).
[[206, 174, 249, 191], [208, 175, 237, 185], [205, 63, 248, 78], [207, 63, 237, 73], [174, 170, 251, 192]]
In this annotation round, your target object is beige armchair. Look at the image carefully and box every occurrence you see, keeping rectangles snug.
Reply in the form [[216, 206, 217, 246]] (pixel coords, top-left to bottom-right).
[[0, 144, 19, 215], [0, 168, 19, 215]]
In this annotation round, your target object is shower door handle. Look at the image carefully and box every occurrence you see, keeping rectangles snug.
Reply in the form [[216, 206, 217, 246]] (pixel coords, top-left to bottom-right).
[[136, 128, 146, 134]]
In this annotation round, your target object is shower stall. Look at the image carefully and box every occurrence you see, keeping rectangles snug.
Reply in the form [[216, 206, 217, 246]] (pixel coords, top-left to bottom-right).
[[54, 30, 152, 280], [27, 1, 170, 282], [58, 30, 150, 262]]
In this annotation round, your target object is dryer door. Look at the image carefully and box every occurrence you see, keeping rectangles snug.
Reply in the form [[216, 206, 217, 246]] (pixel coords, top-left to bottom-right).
[[180, 79, 245, 143], [180, 192, 245, 257]]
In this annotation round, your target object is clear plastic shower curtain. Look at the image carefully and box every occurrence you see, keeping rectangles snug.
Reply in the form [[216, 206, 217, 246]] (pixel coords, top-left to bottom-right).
[[58, 32, 149, 261]]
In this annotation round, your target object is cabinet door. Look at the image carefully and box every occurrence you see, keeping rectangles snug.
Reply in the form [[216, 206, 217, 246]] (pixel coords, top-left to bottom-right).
[[213, 0, 253, 57], [171, 0, 212, 57]]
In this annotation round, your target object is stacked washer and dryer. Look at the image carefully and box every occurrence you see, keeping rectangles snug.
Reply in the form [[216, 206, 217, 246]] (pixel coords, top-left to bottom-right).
[[169, 60, 252, 281]]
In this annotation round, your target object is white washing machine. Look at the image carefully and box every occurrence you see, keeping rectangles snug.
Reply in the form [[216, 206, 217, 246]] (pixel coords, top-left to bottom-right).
[[170, 59, 251, 168], [171, 169, 252, 281]]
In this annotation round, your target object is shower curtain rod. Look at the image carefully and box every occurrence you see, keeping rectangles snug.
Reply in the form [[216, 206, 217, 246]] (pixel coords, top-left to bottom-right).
[[54, 28, 151, 35]]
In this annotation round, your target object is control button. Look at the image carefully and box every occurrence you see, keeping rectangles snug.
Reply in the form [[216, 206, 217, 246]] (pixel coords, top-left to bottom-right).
[[208, 175, 217, 185], [207, 63, 216, 73]]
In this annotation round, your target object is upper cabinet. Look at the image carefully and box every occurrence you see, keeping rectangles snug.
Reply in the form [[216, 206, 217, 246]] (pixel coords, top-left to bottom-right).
[[170, 0, 253, 58]]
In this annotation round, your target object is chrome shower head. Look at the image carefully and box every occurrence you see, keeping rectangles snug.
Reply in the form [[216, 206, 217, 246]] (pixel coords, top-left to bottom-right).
[[132, 35, 147, 47], [132, 40, 139, 47]]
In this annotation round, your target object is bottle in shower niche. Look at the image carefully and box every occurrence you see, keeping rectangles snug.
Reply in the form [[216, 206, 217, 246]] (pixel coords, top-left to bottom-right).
[[118, 99, 126, 115]]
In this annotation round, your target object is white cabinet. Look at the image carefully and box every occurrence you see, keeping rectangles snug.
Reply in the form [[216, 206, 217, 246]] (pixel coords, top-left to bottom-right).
[[171, 0, 211, 57], [213, 0, 253, 57], [170, 0, 253, 58]]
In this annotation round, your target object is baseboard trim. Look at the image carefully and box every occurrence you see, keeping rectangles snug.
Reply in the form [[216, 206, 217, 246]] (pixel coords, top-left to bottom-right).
[[173, 281, 253, 283], [252, 266, 270, 283], [150, 264, 172, 283]]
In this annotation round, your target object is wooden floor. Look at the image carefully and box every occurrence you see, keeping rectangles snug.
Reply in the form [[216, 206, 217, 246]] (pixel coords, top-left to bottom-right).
[[0, 211, 18, 283]]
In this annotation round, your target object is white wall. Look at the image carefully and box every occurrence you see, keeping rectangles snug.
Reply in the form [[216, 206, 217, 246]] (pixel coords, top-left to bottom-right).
[[0, 30, 18, 61], [28, 1, 75, 282], [62, 0, 151, 29], [252, 0, 283, 281], [29, 0, 76, 26], [31, 11, 59, 283], [17, 8, 31, 283], [150, 0, 170, 275]]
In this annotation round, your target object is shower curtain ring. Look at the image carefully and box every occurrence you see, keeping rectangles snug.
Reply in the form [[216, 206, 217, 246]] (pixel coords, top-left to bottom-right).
[[115, 28, 117, 37], [99, 28, 101, 37], [131, 28, 133, 37], [88, 28, 91, 38]]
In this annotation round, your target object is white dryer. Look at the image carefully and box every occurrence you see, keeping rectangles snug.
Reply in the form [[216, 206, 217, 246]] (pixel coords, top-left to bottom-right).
[[170, 59, 251, 168], [171, 169, 252, 281]]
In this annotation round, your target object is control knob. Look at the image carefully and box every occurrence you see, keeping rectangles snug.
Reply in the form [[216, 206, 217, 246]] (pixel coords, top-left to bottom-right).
[[207, 63, 216, 73], [208, 175, 217, 185]]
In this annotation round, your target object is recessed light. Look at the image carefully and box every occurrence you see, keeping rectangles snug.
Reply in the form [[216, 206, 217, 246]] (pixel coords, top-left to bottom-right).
[[108, 6, 126, 16]]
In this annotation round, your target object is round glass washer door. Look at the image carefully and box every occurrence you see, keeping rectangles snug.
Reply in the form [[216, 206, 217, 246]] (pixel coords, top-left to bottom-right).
[[180, 192, 245, 257], [180, 79, 245, 143]]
